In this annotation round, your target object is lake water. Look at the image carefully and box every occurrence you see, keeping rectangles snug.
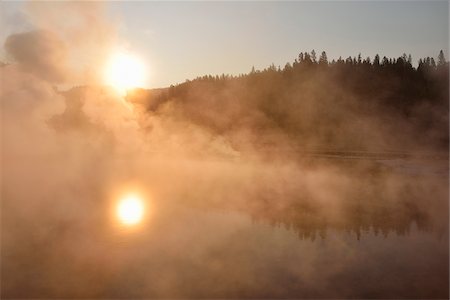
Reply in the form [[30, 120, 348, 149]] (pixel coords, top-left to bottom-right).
[[1, 157, 448, 298]]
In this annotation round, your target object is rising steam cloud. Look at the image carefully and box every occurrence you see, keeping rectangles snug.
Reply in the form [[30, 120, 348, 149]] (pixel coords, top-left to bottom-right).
[[5, 30, 68, 83]]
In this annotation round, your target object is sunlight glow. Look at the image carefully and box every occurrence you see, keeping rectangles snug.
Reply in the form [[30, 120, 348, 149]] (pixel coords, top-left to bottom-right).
[[117, 194, 145, 225], [104, 51, 147, 94]]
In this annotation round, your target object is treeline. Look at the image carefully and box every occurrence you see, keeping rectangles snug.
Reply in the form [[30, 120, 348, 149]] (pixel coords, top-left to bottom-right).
[[188, 50, 447, 80], [135, 50, 449, 152]]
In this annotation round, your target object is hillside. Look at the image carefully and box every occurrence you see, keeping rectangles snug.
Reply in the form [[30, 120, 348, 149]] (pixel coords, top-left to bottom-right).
[[128, 51, 449, 155]]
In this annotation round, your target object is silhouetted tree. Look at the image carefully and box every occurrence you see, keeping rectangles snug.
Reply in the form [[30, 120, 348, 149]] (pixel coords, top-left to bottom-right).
[[311, 50, 317, 63], [431, 57, 436, 68], [373, 54, 380, 67], [402, 53, 408, 64], [438, 50, 446, 66], [319, 51, 328, 65], [303, 52, 312, 64]]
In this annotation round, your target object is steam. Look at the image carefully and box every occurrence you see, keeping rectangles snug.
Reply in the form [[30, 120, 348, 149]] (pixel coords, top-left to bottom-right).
[[5, 30, 68, 83], [1, 1, 448, 299]]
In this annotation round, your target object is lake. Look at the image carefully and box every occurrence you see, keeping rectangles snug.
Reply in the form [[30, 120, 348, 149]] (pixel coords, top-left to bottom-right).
[[1, 156, 448, 298]]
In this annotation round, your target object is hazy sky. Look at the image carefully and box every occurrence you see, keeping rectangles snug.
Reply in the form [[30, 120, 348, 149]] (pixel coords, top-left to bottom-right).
[[1, 1, 449, 88]]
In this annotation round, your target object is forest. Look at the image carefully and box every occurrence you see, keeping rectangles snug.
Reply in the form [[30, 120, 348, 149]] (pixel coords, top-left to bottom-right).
[[129, 50, 449, 155]]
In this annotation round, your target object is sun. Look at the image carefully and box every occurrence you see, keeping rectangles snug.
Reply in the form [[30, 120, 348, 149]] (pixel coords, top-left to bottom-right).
[[117, 194, 145, 225], [104, 51, 147, 94]]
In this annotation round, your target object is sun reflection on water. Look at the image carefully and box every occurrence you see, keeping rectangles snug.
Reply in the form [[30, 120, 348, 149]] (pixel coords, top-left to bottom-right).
[[116, 193, 145, 226]]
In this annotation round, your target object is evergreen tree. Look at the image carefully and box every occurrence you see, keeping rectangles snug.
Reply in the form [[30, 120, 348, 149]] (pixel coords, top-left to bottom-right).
[[311, 50, 317, 63], [417, 59, 424, 72], [402, 53, 408, 64], [431, 57, 436, 68], [284, 62, 292, 71], [373, 54, 380, 67], [438, 50, 446, 66], [319, 51, 328, 65], [304, 52, 312, 64]]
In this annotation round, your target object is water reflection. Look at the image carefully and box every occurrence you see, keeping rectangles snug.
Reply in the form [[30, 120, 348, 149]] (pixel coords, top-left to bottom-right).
[[186, 160, 448, 241], [1, 159, 448, 298], [116, 194, 145, 225], [246, 193, 440, 241]]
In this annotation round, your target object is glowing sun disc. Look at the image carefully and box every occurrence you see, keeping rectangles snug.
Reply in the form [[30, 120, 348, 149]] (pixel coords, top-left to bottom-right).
[[117, 194, 144, 225], [104, 51, 147, 92]]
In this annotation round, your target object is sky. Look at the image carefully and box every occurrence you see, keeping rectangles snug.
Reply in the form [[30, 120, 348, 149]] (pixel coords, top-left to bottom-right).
[[1, 1, 449, 88]]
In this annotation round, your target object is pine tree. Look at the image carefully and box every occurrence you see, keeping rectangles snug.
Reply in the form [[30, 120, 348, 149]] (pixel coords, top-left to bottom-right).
[[304, 52, 312, 64], [311, 50, 317, 63], [319, 51, 328, 65], [430, 57, 436, 68], [402, 53, 408, 64], [373, 54, 380, 67], [438, 50, 446, 66]]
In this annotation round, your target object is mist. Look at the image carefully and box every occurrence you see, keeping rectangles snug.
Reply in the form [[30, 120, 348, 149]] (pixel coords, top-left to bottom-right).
[[1, 2, 448, 299]]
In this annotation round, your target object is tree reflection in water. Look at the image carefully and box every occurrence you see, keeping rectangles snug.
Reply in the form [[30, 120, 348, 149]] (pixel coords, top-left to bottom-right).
[[188, 159, 448, 241]]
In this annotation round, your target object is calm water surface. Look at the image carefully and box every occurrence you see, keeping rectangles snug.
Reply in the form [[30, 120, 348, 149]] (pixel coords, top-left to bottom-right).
[[2, 158, 448, 298]]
